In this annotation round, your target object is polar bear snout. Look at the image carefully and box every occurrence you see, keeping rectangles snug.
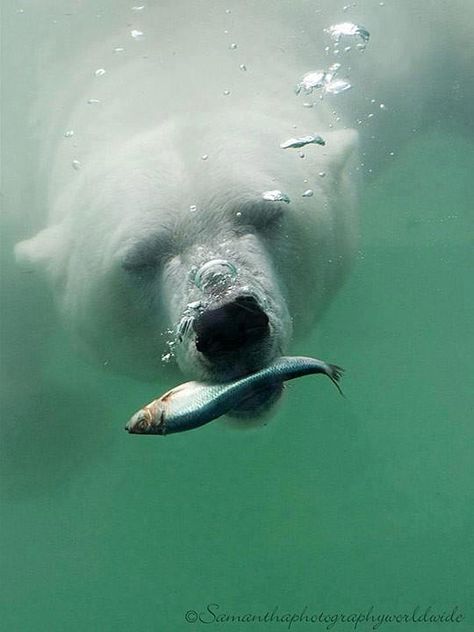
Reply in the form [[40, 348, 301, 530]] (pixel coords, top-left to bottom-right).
[[193, 295, 270, 360]]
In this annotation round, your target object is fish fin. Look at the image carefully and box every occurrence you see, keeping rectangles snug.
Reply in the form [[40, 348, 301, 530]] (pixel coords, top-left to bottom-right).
[[327, 364, 345, 397]]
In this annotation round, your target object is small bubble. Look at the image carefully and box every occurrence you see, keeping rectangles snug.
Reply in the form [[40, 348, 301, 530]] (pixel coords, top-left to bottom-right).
[[229, 43, 237, 50], [87, 98, 101, 104], [130, 29, 144, 39], [299, 152, 305, 159], [64, 130, 74, 137], [201, 154, 209, 161], [371, 98, 376, 103], [113, 47, 125, 53], [344, 46, 352, 53], [223, 89, 231, 96], [161, 352, 172, 363], [303, 178, 309, 183], [389, 151, 395, 156], [379, 1, 384, 5], [72, 160, 81, 170], [236, 211, 242, 217], [225, 8, 231, 14], [318, 171, 326, 177], [368, 113, 374, 118], [95, 68, 106, 76], [302, 189, 314, 197], [239, 64, 247, 71], [189, 205, 197, 212], [131, 5, 145, 10], [380, 103, 386, 109], [303, 102, 314, 108], [223, 29, 229, 35], [17, 8, 25, 13]]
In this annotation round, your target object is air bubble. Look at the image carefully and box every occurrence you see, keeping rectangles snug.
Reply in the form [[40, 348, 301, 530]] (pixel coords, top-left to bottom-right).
[[296, 70, 327, 95], [262, 190, 290, 203], [95, 68, 106, 76], [325, 22, 370, 49], [72, 160, 81, 170], [280, 134, 326, 149], [192, 259, 238, 291], [324, 79, 352, 95]]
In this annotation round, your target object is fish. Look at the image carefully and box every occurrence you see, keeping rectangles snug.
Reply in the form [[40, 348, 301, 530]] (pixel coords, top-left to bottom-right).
[[126, 355, 344, 435]]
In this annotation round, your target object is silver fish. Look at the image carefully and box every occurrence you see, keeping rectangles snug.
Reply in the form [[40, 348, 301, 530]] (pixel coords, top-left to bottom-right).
[[126, 355, 344, 435]]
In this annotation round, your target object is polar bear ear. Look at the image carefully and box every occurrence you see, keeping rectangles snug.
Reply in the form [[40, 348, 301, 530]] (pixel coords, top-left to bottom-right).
[[321, 128, 359, 171], [15, 224, 66, 274]]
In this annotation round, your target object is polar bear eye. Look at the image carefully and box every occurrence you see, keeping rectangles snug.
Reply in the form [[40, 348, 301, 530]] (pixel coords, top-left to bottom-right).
[[233, 201, 285, 234], [121, 233, 172, 277], [121, 251, 157, 276]]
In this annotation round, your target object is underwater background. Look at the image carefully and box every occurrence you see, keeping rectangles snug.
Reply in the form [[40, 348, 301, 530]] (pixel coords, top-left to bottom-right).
[[1, 2, 473, 631]]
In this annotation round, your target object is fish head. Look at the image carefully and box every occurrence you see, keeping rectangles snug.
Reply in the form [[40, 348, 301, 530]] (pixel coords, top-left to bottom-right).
[[126, 401, 165, 434]]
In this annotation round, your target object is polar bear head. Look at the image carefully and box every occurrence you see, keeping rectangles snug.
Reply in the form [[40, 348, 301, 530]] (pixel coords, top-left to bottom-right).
[[15, 112, 358, 417]]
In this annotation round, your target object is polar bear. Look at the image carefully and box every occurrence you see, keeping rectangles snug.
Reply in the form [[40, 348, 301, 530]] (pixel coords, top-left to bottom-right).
[[13, 0, 472, 416]]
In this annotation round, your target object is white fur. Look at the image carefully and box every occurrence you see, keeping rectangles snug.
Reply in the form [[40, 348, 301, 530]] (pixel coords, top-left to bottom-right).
[[14, 0, 472, 384]]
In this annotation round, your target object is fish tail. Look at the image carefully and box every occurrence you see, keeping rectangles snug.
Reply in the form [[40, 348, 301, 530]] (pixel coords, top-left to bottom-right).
[[326, 364, 345, 397]]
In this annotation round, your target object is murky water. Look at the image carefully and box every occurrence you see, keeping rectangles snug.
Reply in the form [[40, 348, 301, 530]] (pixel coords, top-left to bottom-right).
[[1, 2, 473, 631]]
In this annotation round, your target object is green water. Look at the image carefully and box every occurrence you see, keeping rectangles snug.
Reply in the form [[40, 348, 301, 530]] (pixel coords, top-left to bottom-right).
[[1, 131, 472, 631], [1, 0, 474, 625]]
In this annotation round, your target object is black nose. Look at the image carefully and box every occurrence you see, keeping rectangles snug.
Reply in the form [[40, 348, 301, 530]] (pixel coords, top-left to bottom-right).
[[194, 295, 269, 358]]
